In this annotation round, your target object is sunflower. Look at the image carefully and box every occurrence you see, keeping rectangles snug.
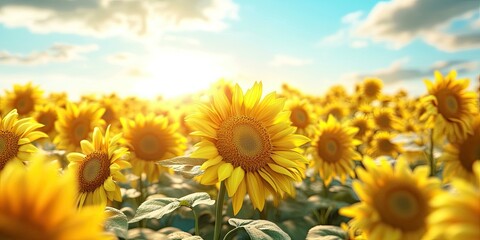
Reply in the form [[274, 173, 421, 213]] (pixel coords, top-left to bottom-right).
[[340, 159, 441, 240], [55, 102, 106, 152], [33, 103, 58, 141], [360, 78, 383, 102], [285, 97, 317, 138], [439, 114, 480, 183], [67, 126, 130, 208], [367, 131, 402, 158], [372, 108, 402, 132], [322, 101, 349, 121], [0, 109, 48, 171], [307, 115, 361, 185], [1, 82, 44, 116], [349, 114, 373, 141], [121, 113, 186, 182], [0, 155, 111, 240], [186, 82, 310, 215], [423, 161, 480, 239], [421, 70, 477, 142], [98, 94, 122, 130]]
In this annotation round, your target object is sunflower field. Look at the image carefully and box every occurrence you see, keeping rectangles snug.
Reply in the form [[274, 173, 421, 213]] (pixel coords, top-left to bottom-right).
[[0, 70, 479, 240]]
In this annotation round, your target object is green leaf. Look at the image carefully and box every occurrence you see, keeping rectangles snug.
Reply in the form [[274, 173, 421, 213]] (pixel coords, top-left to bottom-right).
[[306, 225, 348, 240], [129, 198, 179, 223], [104, 207, 129, 239], [157, 156, 206, 178], [129, 193, 214, 223], [178, 192, 215, 208], [228, 218, 291, 240]]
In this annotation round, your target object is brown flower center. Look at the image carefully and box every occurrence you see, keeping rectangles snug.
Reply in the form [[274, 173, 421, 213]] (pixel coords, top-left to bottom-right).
[[37, 112, 56, 134], [364, 82, 380, 98], [290, 106, 309, 128], [14, 94, 34, 115], [375, 113, 392, 130], [458, 130, 480, 173], [71, 120, 89, 144], [78, 152, 110, 193], [377, 138, 395, 155], [0, 130, 20, 170], [316, 132, 345, 163], [216, 116, 272, 172], [374, 184, 427, 231], [133, 132, 167, 161], [436, 89, 460, 119]]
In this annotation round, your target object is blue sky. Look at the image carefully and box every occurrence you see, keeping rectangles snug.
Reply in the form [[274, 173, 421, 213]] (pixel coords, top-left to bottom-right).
[[0, 0, 479, 99]]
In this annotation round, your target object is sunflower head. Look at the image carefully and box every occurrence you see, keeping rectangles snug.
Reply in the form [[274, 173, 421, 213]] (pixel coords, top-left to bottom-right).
[[340, 158, 441, 240], [322, 101, 349, 121], [67, 126, 131, 208], [2, 82, 44, 116], [187, 82, 310, 215], [349, 114, 374, 141], [307, 115, 361, 185], [360, 78, 383, 101], [32, 103, 58, 141], [0, 109, 48, 171], [98, 94, 123, 129], [424, 161, 480, 240], [0, 154, 111, 240], [421, 70, 477, 142], [439, 114, 480, 183], [367, 131, 403, 158], [372, 108, 402, 131], [285, 97, 318, 138], [121, 113, 186, 182], [55, 101, 106, 152]]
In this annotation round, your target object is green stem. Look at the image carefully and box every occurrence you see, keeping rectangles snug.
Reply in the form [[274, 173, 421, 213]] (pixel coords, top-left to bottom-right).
[[213, 182, 227, 240], [429, 128, 436, 176], [138, 175, 146, 228], [192, 208, 200, 236]]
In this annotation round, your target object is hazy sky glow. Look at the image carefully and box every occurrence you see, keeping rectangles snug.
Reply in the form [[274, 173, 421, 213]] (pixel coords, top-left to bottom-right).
[[0, 0, 479, 99]]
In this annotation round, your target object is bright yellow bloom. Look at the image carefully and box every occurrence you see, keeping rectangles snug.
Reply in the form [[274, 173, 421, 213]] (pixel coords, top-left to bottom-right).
[[421, 70, 477, 142], [55, 102, 106, 152], [439, 114, 480, 183], [340, 159, 440, 240], [0, 155, 111, 240], [372, 108, 402, 132], [0, 109, 48, 171], [33, 103, 58, 141], [322, 101, 349, 121], [349, 114, 373, 141], [367, 131, 402, 158], [423, 162, 480, 240], [285, 97, 317, 138], [1, 82, 43, 116], [187, 82, 310, 215], [121, 113, 186, 182], [67, 126, 130, 208], [360, 78, 383, 102], [307, 115, 361, 185]]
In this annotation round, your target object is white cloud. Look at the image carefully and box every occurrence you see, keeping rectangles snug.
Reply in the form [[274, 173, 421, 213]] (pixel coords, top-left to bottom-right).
[[0, 43, 98, 65], [341, 11, 363, 24], [343, 58, 479, 84], [355, 0, 480, 51], [318, 11, 368, 49], [269, 55, 312, 67], [0, 0, 238, 38], [106, 52, 137, 65]]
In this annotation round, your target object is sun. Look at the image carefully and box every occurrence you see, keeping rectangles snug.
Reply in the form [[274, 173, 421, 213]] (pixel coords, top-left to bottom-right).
[[136, 48, 235, 99]]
